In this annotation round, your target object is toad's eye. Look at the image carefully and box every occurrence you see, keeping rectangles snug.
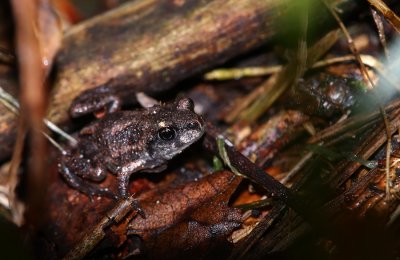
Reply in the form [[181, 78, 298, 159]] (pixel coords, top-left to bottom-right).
[[187, 121, 200, 130], [158, 127, 176, 140]]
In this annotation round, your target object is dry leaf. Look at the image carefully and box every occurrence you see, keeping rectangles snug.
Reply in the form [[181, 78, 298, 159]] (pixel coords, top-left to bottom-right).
[[127, 170, 243, 259]]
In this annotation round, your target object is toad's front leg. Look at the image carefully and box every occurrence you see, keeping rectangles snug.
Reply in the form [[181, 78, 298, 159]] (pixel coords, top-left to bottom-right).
[[59, 153, 116, 199], [69, 86, 122, 118], [107, 159, 148, 198], [107, 160, 148, 217]]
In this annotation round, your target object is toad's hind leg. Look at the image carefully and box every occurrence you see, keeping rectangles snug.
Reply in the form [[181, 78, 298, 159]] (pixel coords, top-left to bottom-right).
[[59, 160, 117, 199]]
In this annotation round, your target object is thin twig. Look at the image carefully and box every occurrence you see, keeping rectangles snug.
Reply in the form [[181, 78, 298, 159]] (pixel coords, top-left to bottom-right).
[[322, 0, 375, 87], [323, 0, 392, 201], [367, 0, 400, 33], [370, 7, 390, 60], [281, 151, 314, 185], [370, 5, 393, 200], [206, 54, 386, 80], [381, 106, 393, 200], [44, 119, 77, 145], [0, 86, 77, 145], [227, 29, 340, 123], [204, 66, 281, 81], [64, 196, 138, 260]]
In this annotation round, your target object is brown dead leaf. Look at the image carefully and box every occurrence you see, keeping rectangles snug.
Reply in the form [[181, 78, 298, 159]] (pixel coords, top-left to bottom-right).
[[126, 170, 243, 259], [41, 158, 242, 259]]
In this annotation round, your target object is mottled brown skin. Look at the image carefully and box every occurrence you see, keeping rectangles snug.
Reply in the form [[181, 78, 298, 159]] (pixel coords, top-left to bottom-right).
[[59, 98, 204, 199]]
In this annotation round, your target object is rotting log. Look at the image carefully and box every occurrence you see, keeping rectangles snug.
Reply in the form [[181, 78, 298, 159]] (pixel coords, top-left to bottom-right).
[[47, 0, 285, 122], [0, 0, 363, 161], [1, 0, 285, 161]]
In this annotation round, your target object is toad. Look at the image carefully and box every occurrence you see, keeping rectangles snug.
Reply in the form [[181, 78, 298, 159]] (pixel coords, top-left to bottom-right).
[[59, 95, 204, 199]]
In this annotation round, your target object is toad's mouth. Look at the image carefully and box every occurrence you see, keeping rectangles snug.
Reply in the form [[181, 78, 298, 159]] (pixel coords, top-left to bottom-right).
[[162, 130, 205, 160], [179, 128, 204, 145]]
